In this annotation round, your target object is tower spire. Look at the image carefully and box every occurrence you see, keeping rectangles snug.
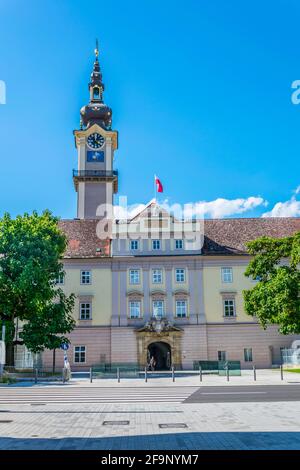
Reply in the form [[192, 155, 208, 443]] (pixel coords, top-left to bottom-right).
[[94, 38, 99, 60], [79, 41, 112, 130]]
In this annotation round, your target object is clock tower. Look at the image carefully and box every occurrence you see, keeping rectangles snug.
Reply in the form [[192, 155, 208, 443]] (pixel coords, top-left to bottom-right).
[[73, 41, 118, 219]]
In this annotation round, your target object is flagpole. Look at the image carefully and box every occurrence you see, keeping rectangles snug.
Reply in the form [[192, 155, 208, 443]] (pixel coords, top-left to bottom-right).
[[154, 174, 156, 201]]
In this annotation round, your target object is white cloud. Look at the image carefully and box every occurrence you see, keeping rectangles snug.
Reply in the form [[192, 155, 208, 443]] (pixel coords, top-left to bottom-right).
[[114, 203, 147, 220], [114, 196, 267, 220], [262, 185, 300, 217], [183, 196, 266, 219], [294, 185, 300, 195], [262, 196, 300, 217]]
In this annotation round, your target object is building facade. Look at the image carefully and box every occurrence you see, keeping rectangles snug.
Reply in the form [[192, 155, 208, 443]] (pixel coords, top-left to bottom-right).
[[40, 46, 300, 371]]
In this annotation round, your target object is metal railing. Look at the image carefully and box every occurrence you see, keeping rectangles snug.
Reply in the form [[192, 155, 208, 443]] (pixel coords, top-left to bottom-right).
[[73, 170, 118, 178]]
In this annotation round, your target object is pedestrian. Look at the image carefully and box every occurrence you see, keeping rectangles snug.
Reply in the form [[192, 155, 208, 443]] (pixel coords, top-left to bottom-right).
[[149, 356, 156, 371]]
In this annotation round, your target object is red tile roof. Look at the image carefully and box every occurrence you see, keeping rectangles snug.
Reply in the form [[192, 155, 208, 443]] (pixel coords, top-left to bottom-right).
[[203, 217, 300, 255], [59, 217, 300, 258], [59, 220, 110, 258]]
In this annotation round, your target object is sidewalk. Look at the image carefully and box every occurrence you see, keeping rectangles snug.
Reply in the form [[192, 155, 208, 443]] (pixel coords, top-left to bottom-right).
[[1, 400, 300, 449]]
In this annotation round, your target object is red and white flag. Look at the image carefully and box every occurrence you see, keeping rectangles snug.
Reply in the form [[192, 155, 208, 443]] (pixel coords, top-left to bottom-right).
[[154, 175, 163, 193]]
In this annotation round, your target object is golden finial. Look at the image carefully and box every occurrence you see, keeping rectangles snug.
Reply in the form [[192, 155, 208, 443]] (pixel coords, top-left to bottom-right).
[[94, 39, 99, 59]]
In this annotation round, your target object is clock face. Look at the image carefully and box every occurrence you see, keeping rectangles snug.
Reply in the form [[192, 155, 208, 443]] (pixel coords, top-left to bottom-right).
[[87, 133, 105, 149]]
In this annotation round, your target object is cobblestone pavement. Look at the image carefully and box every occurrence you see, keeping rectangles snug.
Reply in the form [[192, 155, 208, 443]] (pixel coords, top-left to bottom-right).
[[1, 397, 300, 449]]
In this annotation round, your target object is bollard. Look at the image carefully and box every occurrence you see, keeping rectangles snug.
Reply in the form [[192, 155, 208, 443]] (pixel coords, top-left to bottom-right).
[[34, 367, 38, 384], [90, 367, 93, 383], [199, 365, 202, 382], [172, 365, 175, 382], [280, 364, 284, 381], [145, 366, 147, 383], [253, 365, 256, 381], [117, 367, 120, 383], [226, 365, 229, 382]]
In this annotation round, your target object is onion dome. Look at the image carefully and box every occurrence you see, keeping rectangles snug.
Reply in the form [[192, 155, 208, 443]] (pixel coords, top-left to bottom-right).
[[80, 40, 112, 129]]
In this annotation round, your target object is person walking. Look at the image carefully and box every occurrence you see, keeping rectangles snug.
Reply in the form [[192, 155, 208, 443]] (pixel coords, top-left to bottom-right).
[[149, 356, 156, 371]]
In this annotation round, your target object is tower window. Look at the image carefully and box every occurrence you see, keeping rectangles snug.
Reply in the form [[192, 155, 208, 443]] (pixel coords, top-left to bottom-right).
[[93, 86, 100, 99]]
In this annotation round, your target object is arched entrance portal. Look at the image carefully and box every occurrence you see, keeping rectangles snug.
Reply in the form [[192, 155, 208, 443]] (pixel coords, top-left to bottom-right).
[[147, 342, 171, 370]]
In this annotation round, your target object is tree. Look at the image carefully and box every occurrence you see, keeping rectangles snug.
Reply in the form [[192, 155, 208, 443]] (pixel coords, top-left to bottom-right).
[[0, 211, 75, 370], [20, 291, 75, 373], [243, 232, 300, 335]]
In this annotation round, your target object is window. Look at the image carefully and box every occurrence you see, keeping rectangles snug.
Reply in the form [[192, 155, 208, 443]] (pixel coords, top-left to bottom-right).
[[74, 346, 86, 363], [93, 86, 100, 99], [129, 301, 141, 319], [152, 269, 163, 284], [153, 300, 164, 318], [175, 239, 183, 249], [244, 348, 253, 362], [152, 239, 161, 250], [130, 240, 139, 250], [175, 268, 185, 283], [56, 273, 64, 285], [80, 302, 91, 320], [176, 300, 187, 318], [221, 267, 233, 283], [81, 270, 91, 285], [129, 269, 140, 284], [218, 351, 226, 361], [223, 299, 235, 317]]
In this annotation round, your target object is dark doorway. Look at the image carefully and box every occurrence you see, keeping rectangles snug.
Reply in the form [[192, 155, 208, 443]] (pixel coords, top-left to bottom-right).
[[147, 342, 171, 370]]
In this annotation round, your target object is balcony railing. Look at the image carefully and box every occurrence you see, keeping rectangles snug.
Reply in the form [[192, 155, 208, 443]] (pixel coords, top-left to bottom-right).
[[73, 170, 118, 178]]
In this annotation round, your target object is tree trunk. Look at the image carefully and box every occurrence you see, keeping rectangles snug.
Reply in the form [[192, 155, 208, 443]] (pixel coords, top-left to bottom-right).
[[52, 349, 56, 375], [5, 342, 14, 367]]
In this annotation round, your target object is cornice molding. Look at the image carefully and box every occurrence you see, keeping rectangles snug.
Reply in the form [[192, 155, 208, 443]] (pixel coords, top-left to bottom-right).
[[73, 123, 118, 150]]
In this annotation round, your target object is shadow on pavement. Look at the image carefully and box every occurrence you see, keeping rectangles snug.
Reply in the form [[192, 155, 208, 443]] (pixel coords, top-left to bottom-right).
[[1, 432, 300, 450]]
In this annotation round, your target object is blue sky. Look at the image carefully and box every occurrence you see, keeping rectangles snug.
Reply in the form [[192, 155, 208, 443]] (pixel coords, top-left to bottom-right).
[[0, 0, 300, 219]]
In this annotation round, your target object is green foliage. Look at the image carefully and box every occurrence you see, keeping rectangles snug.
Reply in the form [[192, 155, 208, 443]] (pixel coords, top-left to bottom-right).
[[0, 210, 75, 352], [0, 374, 16, 384], [243, 233, 300, 334], [20, 291, 76, 353]]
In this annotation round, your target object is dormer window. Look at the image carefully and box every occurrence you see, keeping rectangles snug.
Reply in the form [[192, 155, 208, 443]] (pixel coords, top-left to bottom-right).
[[93, 86, 100, 99]]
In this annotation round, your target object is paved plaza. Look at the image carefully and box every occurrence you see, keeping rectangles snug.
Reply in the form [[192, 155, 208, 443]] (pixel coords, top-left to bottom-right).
[[0, 370, 300, 450]]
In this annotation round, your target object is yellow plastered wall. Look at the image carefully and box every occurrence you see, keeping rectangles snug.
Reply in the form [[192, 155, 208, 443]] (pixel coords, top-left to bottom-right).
[[203, 263, 256, 322], [62, 268, 112, 326]]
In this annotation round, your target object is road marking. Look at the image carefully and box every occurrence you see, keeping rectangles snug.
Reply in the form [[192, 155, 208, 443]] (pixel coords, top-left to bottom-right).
[[0, 386, 197, 404]]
